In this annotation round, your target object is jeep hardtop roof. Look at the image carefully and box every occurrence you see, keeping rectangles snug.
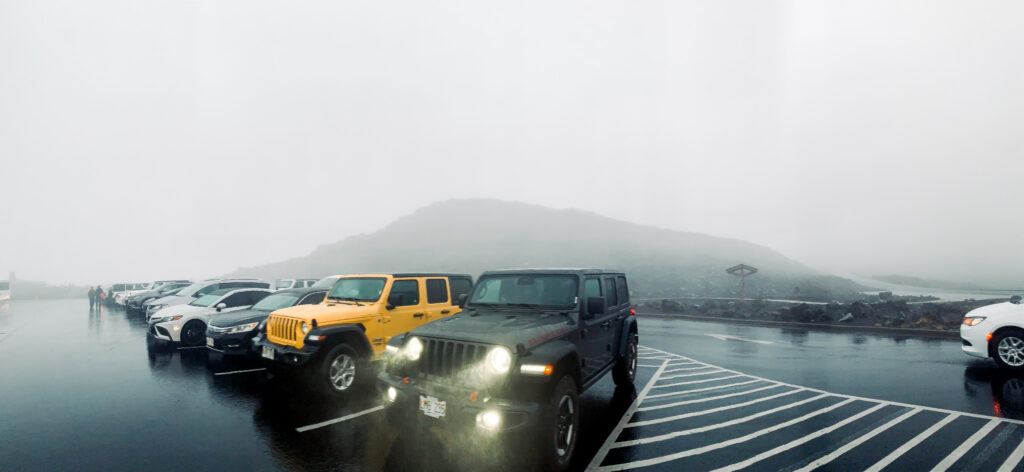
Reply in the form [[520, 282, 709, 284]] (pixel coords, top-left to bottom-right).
[[480, 268, 624, 276]]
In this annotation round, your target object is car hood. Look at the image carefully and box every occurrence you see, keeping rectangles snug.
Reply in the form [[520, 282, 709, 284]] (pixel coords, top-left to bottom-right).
[[967, 301, 1024, 318], [210, 308, 271, 327], [129, 290, 159, 300], [411, 310, 575, 349], [149, 295, 190, 307], [269, 302, 382, 325], [151, 304, 209, 321]]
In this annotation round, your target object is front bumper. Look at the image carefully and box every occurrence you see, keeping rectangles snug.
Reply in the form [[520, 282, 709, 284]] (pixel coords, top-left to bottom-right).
[[253, 335, 322, 367], [960, 324, 989, 359], [206, 329, 258, 355], [378, 372, 539, 433], [148, 322, 179, 342]]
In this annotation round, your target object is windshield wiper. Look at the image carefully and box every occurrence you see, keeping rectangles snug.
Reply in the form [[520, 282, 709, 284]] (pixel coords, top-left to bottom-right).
[[503, 303, 544, 309], [327, 297, 364, 306]]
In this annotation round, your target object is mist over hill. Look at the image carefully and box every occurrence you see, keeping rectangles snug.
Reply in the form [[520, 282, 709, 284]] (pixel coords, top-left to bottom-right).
[[229, 199, 868, 301]]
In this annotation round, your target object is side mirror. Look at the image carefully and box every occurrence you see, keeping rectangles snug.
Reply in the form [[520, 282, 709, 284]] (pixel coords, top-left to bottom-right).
[[1012, 295, 1022, 304], [586, 297, 605, 317], [216, 302, 226, 312], [387, 293, 403, 310], [457, 294, 468, 308]]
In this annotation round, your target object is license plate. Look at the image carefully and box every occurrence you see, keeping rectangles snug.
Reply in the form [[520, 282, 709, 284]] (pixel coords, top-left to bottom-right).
[[206, 337, 214, 347], [262, 346, 275, 360], [419, 395, 446, 419]]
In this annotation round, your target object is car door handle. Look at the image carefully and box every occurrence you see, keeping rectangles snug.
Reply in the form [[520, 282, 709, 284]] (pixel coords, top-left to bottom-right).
[[413, 313, 424, 318], [441, 310, 450, 314], [600, 321, 611, 328]]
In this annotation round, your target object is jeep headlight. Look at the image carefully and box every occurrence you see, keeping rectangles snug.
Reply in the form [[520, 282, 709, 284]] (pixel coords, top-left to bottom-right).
[[405, 336, 423, 361], [228, 322, 259, 333], [487, 346, 512, 374], [301, 322, 309, 334]]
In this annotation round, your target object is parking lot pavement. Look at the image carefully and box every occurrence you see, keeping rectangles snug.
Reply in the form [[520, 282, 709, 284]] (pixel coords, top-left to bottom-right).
[[587, 346, 1024, 472]]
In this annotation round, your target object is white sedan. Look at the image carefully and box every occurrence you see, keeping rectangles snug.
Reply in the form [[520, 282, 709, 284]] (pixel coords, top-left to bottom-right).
[[961, 295, 1024, 370], [148, 288, 272, 346]]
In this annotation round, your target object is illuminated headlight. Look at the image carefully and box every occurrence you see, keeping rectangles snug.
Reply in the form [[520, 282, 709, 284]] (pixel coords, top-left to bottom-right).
[[963, 317, 986, 326], [405, 337, 424, 361], [301, 322, 309, 334], [476, 410, 502, 430], [386, 387, 397, 402], [152, 315, 182, 324], [227, 322, 259, 333], [487, 346, 513, 374]]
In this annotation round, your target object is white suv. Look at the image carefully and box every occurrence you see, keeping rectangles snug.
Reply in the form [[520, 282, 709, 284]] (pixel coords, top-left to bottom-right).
[[961, 296, 1024, 370]]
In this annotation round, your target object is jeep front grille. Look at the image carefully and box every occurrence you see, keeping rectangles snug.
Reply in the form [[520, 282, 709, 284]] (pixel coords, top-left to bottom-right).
[[267, 316, 301, 346], [420, 339, 490, 377]]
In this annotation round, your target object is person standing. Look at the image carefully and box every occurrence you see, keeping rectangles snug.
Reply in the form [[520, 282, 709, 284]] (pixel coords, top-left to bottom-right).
[[95, 286, 105, 309], [88, 286, 96, 309]]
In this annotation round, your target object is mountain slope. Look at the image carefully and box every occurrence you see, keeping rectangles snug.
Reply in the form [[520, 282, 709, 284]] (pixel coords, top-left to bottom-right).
[[229, 199, 862, 299]]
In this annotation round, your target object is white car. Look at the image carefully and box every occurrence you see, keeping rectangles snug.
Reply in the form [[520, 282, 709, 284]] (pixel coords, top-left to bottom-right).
[[145, 278, 272, 320], [275, 278, 318, 290], [961, 296, 1024, 370], [148, 288, 272, 346]]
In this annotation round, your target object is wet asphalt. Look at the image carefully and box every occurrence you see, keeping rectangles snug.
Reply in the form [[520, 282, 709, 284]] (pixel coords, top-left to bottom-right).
[[1, 300, 1022, 471]]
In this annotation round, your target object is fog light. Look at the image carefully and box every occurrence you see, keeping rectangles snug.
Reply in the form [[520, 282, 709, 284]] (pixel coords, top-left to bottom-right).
[[477, 410, 502, 430], [386, 387, 397, 402]]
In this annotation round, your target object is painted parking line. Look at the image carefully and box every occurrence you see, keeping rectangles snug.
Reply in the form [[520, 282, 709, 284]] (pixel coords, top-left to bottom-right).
[[213, 367, 266, 376], [295, 405, 386, 433], [587, 346, 1024, 472]]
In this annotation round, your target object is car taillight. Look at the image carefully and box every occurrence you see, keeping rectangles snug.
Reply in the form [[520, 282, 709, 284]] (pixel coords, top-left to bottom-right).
[[629, 308, 636, 316]]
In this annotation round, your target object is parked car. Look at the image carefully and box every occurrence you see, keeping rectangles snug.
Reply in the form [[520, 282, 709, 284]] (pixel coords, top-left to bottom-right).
[[206, 287, 327, 357], [107, 283, 147, 306], [148, 288, 273, 346], [126, 282, 192, 314], [961, 295, 1024, 371], [145, 279, 272, 320], [275, 278, 318, 290], [379, 269, 637, 471], [252, 273, 474, 396], [311, 275, 342, 288]]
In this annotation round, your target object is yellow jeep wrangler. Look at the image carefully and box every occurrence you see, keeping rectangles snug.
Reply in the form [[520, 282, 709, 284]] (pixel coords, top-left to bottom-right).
[[252, 273, 473, 396]]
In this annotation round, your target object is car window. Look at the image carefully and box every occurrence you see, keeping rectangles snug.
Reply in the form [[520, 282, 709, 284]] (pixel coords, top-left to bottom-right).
[[276, 280, 293, 289], [616, 276, 629, 304], [222, 292, 251, 308], [300, 292, 325, 305], [251, 293, 300, 311], [604, 278, 618, 306], [426, 279, 448, 304], [450, 278, 472, 303], [247, 291, 270, 305], [195, 283, 222, 297], [190, 293, 221, 307], [584, 278, 602, 299], [389, 280, 419, 306]]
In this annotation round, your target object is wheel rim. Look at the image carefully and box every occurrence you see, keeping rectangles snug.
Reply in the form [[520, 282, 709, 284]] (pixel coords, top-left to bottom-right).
[[554, 394, 576, 457], [998, 336, 1024, 367], [183, 324, 200, 344], [329, 354, 356, 391]]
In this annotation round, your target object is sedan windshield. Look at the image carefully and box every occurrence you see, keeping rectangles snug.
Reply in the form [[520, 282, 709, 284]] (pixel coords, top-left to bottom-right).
[[469, 275, 579, 310], [190, 294, 221, 307], [252, 294, 300, 311], [176, 283, 205, 298], [327, 278, 386, 302]]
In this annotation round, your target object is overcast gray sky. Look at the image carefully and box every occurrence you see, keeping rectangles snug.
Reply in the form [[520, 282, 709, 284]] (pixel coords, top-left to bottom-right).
[[2, 1, 1022, 287]]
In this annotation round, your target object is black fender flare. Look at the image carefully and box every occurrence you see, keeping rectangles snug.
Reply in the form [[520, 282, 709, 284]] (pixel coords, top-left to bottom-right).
[[617, 316, 638, 357], [309, 324, 373, 357]]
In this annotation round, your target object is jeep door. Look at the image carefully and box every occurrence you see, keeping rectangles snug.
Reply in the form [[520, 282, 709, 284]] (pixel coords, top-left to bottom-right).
[[421, 278, 455, 323], [384, 279, 425, 337], [581, 276, 617, 379]]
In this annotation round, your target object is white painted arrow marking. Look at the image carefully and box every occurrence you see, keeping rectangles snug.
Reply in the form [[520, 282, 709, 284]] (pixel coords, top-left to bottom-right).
[[706, 333, 773, 344]]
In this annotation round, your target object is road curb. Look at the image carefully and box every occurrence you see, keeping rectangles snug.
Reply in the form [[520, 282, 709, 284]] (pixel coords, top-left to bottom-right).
[[636, 312, 960, 339]]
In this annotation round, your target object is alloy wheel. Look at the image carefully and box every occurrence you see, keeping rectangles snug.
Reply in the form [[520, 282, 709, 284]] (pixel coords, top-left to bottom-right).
[[554, 394, 576, 457], [329, 354, 356, 391], [998, 336, 1024, 367]]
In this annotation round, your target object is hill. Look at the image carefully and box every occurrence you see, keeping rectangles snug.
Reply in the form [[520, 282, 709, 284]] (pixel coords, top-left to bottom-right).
[[228, 199, 868, 301]]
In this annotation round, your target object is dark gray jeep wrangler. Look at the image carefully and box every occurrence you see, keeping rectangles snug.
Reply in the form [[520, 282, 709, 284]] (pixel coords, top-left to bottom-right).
[[378, 269, 638, 471]]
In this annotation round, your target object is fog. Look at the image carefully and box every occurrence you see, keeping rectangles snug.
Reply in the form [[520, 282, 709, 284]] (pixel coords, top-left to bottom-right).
[[1, 1, 1021, 287]]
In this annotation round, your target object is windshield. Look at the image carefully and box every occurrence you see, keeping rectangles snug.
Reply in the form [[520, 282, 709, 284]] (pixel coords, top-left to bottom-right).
[[190, 294, 221, 307], [176, 283, 206, 298], [158, 284, 187, 295], [327, 277, 386, 302], [469, 275, 579, 310], [312, 276, 340, 288], [276, 280, 294, 289], [252, 293, 301, 311]]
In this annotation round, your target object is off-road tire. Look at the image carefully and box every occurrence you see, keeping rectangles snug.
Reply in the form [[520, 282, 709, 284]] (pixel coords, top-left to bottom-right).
[[540, 375, 579, 472], [320, 343, 366, 396], [992, 329, 1024, 372], [612, 332, 638, 386], [180, 320, 206, 347]]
